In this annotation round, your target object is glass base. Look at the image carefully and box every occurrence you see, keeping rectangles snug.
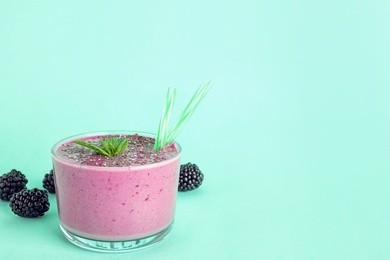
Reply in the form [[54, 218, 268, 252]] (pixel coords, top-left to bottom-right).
[[59, 222, 174, 253]]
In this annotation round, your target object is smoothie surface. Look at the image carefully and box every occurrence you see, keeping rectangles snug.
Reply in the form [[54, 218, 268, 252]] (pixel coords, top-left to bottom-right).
[[56, 134, 179, 167]]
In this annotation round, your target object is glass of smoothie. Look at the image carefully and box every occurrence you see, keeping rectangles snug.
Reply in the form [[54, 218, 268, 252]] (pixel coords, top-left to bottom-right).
[[51, 130, 181, 252]]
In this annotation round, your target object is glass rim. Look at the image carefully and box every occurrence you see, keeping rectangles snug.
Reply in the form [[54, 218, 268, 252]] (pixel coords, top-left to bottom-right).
[[51, 130, 182, 170]]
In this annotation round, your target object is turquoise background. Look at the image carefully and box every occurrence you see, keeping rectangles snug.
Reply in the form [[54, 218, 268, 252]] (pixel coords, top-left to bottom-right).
[[1, 0, 389, 259]]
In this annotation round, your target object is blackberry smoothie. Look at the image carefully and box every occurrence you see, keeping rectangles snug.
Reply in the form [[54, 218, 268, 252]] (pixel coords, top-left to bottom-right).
[[51, 131, 181, 252]]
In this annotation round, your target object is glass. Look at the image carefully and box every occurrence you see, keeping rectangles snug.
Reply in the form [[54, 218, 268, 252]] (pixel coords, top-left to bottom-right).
[[51, 131, 182, 252]]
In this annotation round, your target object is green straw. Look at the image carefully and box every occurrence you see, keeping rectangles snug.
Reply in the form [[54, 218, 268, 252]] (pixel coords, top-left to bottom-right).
[[154, 80, 212, 151], [154, 87, 176, 151], [166, 80, 212, 144]]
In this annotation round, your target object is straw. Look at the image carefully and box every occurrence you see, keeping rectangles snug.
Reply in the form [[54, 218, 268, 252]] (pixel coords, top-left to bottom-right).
[[154, 80, 212, 151], [154, 87, 176, 151], [166, 80, 212, 144]]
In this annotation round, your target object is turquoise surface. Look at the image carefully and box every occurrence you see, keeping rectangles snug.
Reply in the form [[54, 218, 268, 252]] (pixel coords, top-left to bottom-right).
[[1, 1, 389, 259]]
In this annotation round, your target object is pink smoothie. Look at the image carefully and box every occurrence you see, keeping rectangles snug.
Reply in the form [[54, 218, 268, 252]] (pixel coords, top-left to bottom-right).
[[51, 132, 181, 241]]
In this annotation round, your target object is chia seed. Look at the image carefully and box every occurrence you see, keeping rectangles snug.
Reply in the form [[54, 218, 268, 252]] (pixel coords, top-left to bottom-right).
[[56, 134, 178, 167]]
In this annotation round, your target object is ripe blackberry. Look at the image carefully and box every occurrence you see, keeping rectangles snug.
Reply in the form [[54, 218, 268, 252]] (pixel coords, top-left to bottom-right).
[[9, 188, 50, 218], [178, 163, 204, 192], [42, 169, 55, 193], [0, 169, 28, 201]]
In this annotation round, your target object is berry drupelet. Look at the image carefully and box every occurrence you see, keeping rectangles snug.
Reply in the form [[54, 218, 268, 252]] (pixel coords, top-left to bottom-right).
[[178, 163, 204, 192], [9, 188, 50, 218], [0, 169, 28, 201], [42, 169, 55, 193]]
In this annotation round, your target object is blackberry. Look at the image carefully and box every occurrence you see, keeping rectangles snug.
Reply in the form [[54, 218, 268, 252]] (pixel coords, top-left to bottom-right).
[[0, 169, 28, 201], [178, 163, 204, 192], [42, 169, 55, 193], [9, 188, 50, 218]]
